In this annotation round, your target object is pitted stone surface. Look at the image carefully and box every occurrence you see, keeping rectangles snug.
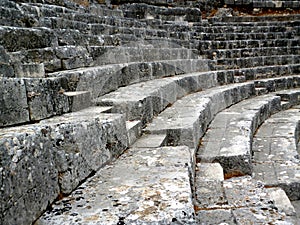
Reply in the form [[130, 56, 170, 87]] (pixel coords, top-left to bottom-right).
[[1, 107, 128, 225], [197, 94, 281, 176], [253, 107, 300, 201], [50, 59, 210, 99], [36, 146, 196, 225], [0, 77, 30, 127], [146, 82, 255, 149], [195, 176, 296, 224], [96, 71, 217, 125]]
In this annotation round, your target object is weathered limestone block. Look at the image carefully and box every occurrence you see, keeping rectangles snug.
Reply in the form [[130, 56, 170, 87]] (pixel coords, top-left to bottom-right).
[[24, 77, 70, 121], [146, 82, 255, 149], [253, 108, 300, 201], [1, 107, 129, 225], [198, 95, 281, 176], [0, 46, 14, 77], [0, 27, 57, 52], [63, 91, 92, 112], [0, 77, 30, 127], [0, 125, 59, 225], [37, 146, 195, 224], [14, 63, 45, 78], [40, 108, 128, 194]]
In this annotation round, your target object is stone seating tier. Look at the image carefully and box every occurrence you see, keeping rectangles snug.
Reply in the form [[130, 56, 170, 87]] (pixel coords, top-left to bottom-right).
[[9, 46, 199, 74], [203, 46, 300, 60], [224, 0, 300, 8], [0, 108, 128, 225], [252, 106, 300, 200]]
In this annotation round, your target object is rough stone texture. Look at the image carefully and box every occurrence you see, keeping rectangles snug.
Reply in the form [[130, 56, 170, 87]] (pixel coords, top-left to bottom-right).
[[0, 45, 14, 77], [0, 77, 30, 127], [126, 120, 142, 146], [1, 107, 129, 225], [0, 125, 60, 225], [24, 77, 70, 121], [252, 107, 300, 201], [199, 94, 282, 176], [50, 59, 210, 99], [96, 71, 217, 125], [121, 3, 201, 22], [195, 176, 296, 224], [14, 63, 45, 78], [146, 82, 255, 150], [36, 146, 196, 225], [64, 91, 92, 112], [0, 26, 57, 52], [132, 134, 167, 148], [39, 108, 129, 194]]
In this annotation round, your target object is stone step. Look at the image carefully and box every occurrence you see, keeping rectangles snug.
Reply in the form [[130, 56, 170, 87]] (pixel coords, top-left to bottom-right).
[[49, 59, 210, 99], [145, 82, 256, 150], [204, 20, 300, 27], [132, 134, 167, 148], [252, 107, 300, 200], [197, 94, 282, 176], [195, 175, 297, 224], [8, 45, 199, 73], [213, 54, 300, 70], [36, 146, 196, 224], [95, 71, 218, 126], [216, 64, 300, 84], [193, 24, 299, 33], [21, 3, 126, 24], [208, 13, 300, 23], [203, 46, 300, 60], [63, 91, 92, 112], [0, 107, 129, 225], [121, 3, 202, 22], [198, 39, 300, 52], [126, 120, 142, 146], [254, 75, 300, 92], [193, 31, 296, 41]]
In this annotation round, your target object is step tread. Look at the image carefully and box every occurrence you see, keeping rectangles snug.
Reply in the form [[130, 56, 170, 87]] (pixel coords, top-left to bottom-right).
[[37, 146, 195, 224]]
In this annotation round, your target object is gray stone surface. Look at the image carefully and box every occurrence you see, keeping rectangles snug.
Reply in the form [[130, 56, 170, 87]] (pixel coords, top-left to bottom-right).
[[126, 120, 142, 146], [146, 82, 255, 150], [198, 94, 281, 176], [253, 107, 300, 201], [132, 134, 167, 148], [49, 59, 210, 99], [1, 107, 129, 225], [0, 77, 30, 127], [96, 71, 217, 125], [24, 77, 70, 121], [36, 146, 195, 225], [0, 45, 14, 77], [0, 125, 59, 225], [195, 176, 296, 224], [64, 91, 92, 112]]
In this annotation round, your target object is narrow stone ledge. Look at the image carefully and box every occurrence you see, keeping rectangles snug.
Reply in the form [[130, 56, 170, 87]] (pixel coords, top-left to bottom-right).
[[36, 146, 196, 225]]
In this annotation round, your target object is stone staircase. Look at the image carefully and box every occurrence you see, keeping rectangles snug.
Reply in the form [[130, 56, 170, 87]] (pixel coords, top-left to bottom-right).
[[0, 0, 300, 224]]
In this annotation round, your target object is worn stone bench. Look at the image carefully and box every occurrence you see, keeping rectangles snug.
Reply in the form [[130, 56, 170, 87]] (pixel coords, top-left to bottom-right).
[[8, 45, 199, 74], [197, 94, 282, 176], [36, 145, 195, 225], [195, 163, 297, 223], [253, 103, 300, 200], [213, 54, 299, 70], [198, 39, 300, 53], [203, 46, 300, 60], [0, 107, 128, 225]]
